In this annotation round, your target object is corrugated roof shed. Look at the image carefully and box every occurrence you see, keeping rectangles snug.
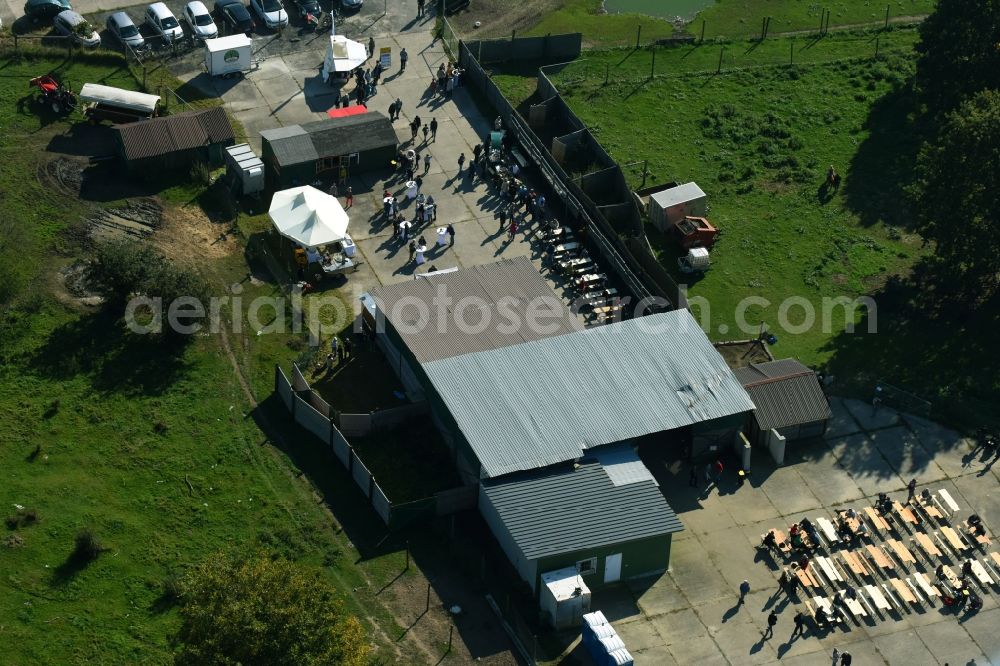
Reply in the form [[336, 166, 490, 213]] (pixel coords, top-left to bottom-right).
[[368, 256, 582, 364], [302, 112, 396, 158], [261, 125, 318, 166], [734, 359, 831, 431], [650, 182, 706, 209], [423, 309, 755, 478], [114, 107, 234, 162], [482, 458, 683, 560]]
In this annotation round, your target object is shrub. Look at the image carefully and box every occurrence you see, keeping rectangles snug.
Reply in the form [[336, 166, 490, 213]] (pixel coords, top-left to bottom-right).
[[190, 161, 211, 186], [73, 529, 104, 562]]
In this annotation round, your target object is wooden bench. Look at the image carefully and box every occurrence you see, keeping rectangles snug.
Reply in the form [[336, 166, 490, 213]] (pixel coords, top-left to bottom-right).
[[888, 577, 917, 604], [914, 532, 942, 558], [885, 538, 917, 565], [864, 506, 891, 533]]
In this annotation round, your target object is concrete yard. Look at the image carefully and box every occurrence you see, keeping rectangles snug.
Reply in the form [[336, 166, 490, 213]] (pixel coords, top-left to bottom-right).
[[563, 399, 1000, 665]]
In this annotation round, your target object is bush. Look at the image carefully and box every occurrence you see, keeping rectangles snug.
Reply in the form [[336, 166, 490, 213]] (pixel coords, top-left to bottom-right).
[[189, 161, 211, 187], [73, 529, 104, 562]]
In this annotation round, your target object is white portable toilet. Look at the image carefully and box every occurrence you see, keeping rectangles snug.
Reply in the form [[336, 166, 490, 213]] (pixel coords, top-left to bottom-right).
[[224, 143, 264, 195], [539, 567, 592, 629]]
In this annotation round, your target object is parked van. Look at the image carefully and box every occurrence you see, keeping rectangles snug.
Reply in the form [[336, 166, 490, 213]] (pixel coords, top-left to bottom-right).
[[144, 2, 184, 42]]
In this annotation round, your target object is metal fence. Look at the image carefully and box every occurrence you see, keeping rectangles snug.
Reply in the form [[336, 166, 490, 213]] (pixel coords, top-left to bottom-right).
[[274, 364, 469, 530]]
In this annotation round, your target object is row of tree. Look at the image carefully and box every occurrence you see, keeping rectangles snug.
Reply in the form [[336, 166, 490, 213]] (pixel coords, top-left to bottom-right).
[[911, 0, 1000, 296]]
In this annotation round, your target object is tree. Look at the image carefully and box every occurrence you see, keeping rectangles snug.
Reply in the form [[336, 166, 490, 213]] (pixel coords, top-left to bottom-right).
[[914, 0, 1000, 114], [911, 89, 1000, 297], [174, 554, 369, 666]]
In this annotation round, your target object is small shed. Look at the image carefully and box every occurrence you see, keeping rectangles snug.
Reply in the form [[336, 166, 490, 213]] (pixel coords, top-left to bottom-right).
[[734, 358, 832, 444], [260, 112, 397, 190], [225, 143, 264, 195], [112, 106, 235, 174], [478, 447, 683, 594], [649, 182, 707, 232]]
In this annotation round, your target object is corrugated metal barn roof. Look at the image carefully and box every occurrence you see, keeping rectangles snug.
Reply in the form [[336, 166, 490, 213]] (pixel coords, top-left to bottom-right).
[[734, 359, 831, 431], [423, 310, 755, 478], [114, 107, 234, 162], [482, 457, 683, 560], [303, 112, 397, 158], [261, 125, 318, 166], [368, 257, 581, 364]]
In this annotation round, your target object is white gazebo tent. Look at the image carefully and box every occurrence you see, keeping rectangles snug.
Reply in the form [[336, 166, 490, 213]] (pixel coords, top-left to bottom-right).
[[322, 34, 368, 82], [268, 185, 350, 249]]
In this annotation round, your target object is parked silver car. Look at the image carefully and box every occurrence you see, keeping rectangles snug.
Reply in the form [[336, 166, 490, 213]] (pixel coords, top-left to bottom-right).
[[144, 2, 184, 42], [249, 0, 287, 29], [53, 10, 101, 48], [105, 11, 145, 49], [183, 0, 218, 39]]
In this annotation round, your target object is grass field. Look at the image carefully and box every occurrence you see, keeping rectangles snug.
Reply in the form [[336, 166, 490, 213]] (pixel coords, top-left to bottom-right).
[[492, 29, 1000, 417], [0, 53, 441, 663], [696, 0, 935, 38]]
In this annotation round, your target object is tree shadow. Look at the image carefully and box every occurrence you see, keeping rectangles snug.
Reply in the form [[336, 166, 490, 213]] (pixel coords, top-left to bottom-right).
[[28, 310, 191, 396], [844, 82, 925, 230]]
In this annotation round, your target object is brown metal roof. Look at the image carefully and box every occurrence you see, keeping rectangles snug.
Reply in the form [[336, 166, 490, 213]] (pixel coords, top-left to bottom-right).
[[114, 107, 234, 162], [367, 257, 582, 365], [734, 359, 831, 431]]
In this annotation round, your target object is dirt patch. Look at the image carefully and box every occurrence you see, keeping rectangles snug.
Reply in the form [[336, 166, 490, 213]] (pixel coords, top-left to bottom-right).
[[447, 0, 563, 40], [51, 260, 104, 309], [87, 199, 163, 244], [152, 204, 239, 266], [714, 340, 774, 369], [37, 155, 88, 198]]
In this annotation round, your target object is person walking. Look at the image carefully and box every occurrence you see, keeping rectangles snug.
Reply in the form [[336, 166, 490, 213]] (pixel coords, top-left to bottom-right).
[[473, 142, 482, 163], [739, 580, 750, 604], [446, 223, 455, 246], [388, 100, 397, 121], [400, 47, 408, 72], [343, 336, 352, 358], [422, 124, 429, 144], [330, 335, 339, 357], [791, 611, 806, 637], [394, 98, 402, 120], [831, 648, 840, 666], [408, 240, 416, 261], [367, 36, 375, 60], [763, 611, 777, 639], [430, 117, 438, 141], [507, 217, 518, 241], [423, 153, 431, 174], [414, 174, 423, 193], [498, 204, 507, 231], [907, 478, 917, 503], [345, 186, 353, 208], [337, 339, 346, 363], [840, 651, 852, 666], [413, 115, 422, 132], [410, 120, 418, 140], [457, 152, 465, 172], [416, 0, 424, 17]]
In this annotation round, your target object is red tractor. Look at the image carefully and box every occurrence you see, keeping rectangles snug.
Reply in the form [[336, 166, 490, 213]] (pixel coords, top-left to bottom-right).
[[29, 74, 77, 114]]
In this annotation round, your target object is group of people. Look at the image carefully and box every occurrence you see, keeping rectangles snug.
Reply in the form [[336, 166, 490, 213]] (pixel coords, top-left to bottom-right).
[[350, 60, 384, 105], [432, 62, 463, 98]]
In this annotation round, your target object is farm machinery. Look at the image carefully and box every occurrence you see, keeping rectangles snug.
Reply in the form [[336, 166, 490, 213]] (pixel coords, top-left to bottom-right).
[[28, 74, 77, 114]]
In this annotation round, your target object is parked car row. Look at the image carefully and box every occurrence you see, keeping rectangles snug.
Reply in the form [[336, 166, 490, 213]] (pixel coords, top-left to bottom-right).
[[22, 0, 300, 50]]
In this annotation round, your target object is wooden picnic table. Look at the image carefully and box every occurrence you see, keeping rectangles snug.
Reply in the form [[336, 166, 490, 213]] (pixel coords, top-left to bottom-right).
[[816, 517, 839, 544], [885, 539, 917, 565], [916, 498, 943, 520], [837, 511, 862, 534], [864, 506, 891, 532], [866, 544, 894, 570], [938, 564, 961, 589], [864, 584, 892, 611], [913, 572, 939, 598], [938, 488, 960, 513], [838, 591, 867, 618], [888, 577, 917, 604], [941, 526, 967, 552], [795, 566, 820, 589], [990, 552, 1000, 569], [816, 556, 843, 584], [963, 522, 992, 546], [840, 550, 869, 577], [969, 559, 994, 586], [914, 532, 942, 558], [893, 501, 919, 526], [812, 595, 835, 617]]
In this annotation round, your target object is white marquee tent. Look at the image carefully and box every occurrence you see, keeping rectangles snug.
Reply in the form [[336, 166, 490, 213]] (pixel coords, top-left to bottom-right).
[[268, 185, 350, 248], [321, 35, 367, 81]]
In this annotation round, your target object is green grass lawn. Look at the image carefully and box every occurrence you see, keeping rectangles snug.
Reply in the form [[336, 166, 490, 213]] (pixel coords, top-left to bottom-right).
[[0, 53, 437, 663], [493, 30, 1000, 417], [696, 0, 935, 38], [524, 0, 675, 47]]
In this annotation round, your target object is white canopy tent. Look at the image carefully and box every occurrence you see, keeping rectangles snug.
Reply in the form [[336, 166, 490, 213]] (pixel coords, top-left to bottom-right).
[[321, 35, 367, 81], [268, 185, 350, 249]]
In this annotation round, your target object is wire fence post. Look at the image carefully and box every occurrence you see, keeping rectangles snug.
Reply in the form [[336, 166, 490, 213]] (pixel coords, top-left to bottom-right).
[[649, 45, 655, 80], [635, 24, 641, 49], [425, 582, 431, 613], [604, 62, 609, 85], [884, 4, 890, 29], [717, 46, 724, 74], [790, 37, 794, 65], [874, 35, 880, 58], [700, 20, 705, 43]]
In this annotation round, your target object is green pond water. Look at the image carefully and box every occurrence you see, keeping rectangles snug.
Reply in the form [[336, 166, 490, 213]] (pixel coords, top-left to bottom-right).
[[604, 0, 714, 22]]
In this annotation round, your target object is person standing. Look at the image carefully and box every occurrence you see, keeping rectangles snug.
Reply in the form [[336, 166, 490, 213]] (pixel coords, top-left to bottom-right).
[[416, 0, 424, 17], [395, 98, 403, 120], [345, 186, 353, 208], [763, 611, 777, 639], [368, 36, 375, 60], [907, 478, 917, 503], [457, 152, 465, 172], [430, 117, 438, 141], [330, 335, 339, 358], [410, 120, 418, 141], [507, 217, 518, 241], [422, 124, 429, 144], [337, 339, 346, 363], [713, 459, 724, 481], [343, 336, 352, 358], [408, 240, 416, 261], [446, 223, 455, 245], [413, 115, 422, 132], [473, 142, 482, 163], [388, 100, 397, 121], [423, 153, 431, 174], [400, 47, 408, 72], [328, 182, 338, 197], [791, 611, 806, 637], [840, 651, 852, 666], [831, 648, 840, 666], [739, 580, 750, 604]]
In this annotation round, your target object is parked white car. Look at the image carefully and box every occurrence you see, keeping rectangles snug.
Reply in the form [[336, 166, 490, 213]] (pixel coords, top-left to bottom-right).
[[144, 2, 184, 42], [53, 10, 100, 48], [249, 0, 286, 29], [183, 1, 218, 39]]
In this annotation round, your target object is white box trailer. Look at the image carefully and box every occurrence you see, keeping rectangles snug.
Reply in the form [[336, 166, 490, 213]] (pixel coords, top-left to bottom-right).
[[204, 34, 253, 77]]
